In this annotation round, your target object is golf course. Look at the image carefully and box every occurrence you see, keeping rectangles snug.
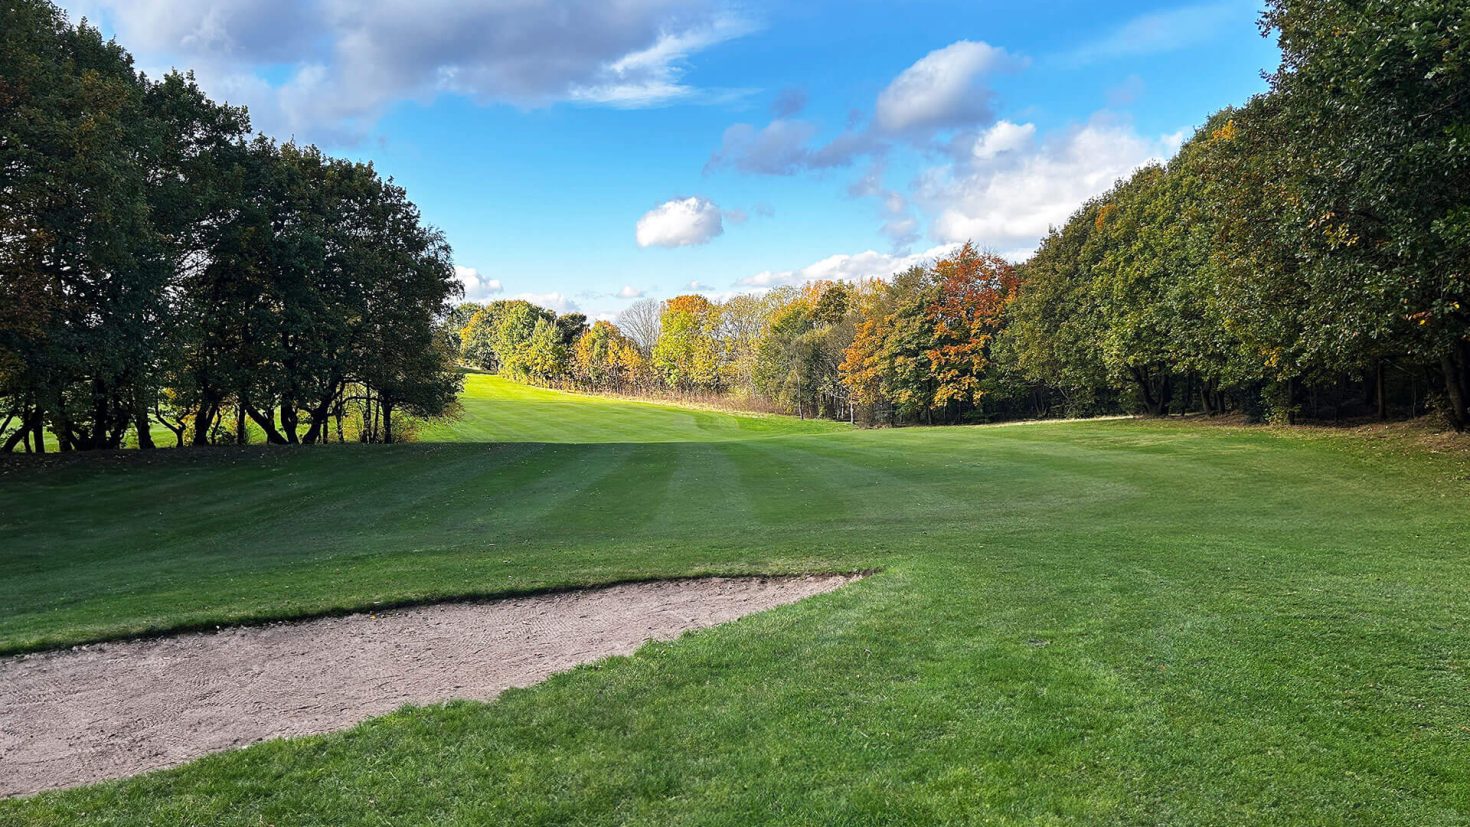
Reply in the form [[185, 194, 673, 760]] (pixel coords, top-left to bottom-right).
[[2, 374, 1467, 824]]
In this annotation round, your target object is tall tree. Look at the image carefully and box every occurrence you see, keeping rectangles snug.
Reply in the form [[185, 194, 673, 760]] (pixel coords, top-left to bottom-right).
[[0, 2, 165, 450], [924, 244, 1018, 416], [997, 198, 1110, 416], [617, 298, 662, 357], [1262, 0, 1470, 428], [653, 295, 720, 392]]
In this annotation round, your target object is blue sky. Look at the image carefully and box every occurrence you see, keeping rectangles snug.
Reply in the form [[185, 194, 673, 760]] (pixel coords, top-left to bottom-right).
[[63, 0, 1279, 320]]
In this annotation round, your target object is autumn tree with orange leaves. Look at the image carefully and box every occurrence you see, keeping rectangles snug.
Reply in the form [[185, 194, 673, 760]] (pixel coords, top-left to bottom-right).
[[925, 243, 1020, 411], [839, 245, 1018, 424]]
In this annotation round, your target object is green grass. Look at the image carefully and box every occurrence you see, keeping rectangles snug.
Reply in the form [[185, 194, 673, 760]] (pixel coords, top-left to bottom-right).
[[3, 374, 1468, 824]]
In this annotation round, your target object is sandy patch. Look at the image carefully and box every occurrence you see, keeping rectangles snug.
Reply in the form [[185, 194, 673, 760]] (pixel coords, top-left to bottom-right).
[[0, 574, 857, 797]]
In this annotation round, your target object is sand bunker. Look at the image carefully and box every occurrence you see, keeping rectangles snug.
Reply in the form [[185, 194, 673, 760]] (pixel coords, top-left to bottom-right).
[[0, 574, 856, 797]]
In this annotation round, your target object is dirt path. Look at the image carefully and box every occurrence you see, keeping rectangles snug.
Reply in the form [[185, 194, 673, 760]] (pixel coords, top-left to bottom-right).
[[0, 574, 856, 797]]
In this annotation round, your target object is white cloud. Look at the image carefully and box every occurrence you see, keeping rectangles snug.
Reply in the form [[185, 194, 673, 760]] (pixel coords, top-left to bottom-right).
[[705, 119, 820, 175], [63, 0, 753, 143], [688, 279, 711, 290], [704, 39, 1021, 178], [971, 120, 1035, 160], [739, 243, 960, 289], [635, 197, 725, 248], [454, 265, 503, 301], [874, 41, 1018, 134], [514, 291, 580, 314], [919, 115, 1177, 257], [616, 285, 646, 299], [705, 39, 1021, 178], [62, 0, 317, 61], [567, 13, 757, 107], [1065, 1, 1251, 66]]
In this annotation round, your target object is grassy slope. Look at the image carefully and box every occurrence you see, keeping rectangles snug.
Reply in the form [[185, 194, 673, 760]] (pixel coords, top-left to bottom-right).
[[2, 375, 1468, 824]]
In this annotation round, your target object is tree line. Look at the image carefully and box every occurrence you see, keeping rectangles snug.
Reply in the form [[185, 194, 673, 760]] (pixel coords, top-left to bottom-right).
[[1006, 0, 1468, 429], [1, 1, 463, 452], [452, 247, 1024, 425], [4, 0, 1465, 447], [457, 0, 1470, 431]]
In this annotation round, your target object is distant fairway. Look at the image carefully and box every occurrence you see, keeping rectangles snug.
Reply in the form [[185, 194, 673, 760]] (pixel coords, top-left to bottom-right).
[[421, 374, 849, 443], [3, 375, 1468, 824]]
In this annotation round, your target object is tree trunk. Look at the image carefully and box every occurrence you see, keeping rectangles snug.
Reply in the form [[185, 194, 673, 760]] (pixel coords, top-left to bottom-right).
[[134, 392, 155, 450], [382, 401, 395, 444], [135, 413, 154, 449], [362, 388, 374, 442], [1375, 359, 1388, 420], [1129, 366, 1156, 415], [282, 402, 299, 444], [192, 402, 215, 446], [300, 403, 328, 445], [1, 416, 27, 453], [1442, 349, 1467, 432], [245, 404, 288, 444]]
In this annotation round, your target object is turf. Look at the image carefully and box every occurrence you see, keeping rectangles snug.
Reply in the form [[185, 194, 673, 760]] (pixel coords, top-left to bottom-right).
[[2, 375, 1468, 824]]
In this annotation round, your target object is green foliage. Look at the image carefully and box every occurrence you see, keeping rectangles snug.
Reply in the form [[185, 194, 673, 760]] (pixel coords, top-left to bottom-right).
[[998, 201, 1110, 416], [490, 301, 557, 381], [652, 295, 721, 392], [0, 1, 461, 449], [1259, 0, 1470, 428], [752, 284, 853, 418], [460, 302, 509, 371], [8, 0, 1470, 440], [572, 321, 648, 391], [0, 1, 166, 450]]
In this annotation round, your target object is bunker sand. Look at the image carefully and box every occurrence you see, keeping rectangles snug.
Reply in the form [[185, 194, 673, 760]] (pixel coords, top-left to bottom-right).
[[0, 574, 857, 797]]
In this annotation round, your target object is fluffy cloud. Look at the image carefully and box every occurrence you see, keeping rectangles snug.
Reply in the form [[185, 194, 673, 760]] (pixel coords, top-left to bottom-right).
[[63, 0, 317, 61], [635, 197, 725, 248], [874, 41, 1018, 134], [739, 243, 959, 289], [704, 39, 1017, 177], [919, 115, 1176, 257], [616, 285, 646, 299], [63, 0, 752, 142], [454, 265, 502, 301], [970, 120, 1036, 160], [515, 291, 580, 314]]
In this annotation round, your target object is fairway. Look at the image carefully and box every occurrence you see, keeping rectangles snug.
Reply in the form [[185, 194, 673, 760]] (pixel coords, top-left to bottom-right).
[[2, 375, 1469, 824]]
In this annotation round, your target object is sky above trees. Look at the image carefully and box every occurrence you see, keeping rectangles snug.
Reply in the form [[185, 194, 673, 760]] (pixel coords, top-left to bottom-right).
[[59, 0, 1280, 320]]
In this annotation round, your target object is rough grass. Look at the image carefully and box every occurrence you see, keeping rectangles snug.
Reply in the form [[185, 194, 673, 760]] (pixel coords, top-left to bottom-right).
[[2, 375, 1468, 824]]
